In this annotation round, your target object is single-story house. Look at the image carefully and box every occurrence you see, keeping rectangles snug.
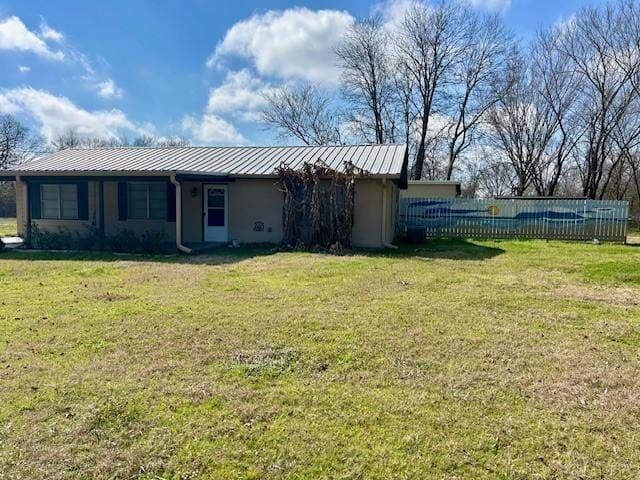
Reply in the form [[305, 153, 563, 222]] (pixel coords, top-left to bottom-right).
[[400, 180, 461, 198], [1, 144, 408, 251]]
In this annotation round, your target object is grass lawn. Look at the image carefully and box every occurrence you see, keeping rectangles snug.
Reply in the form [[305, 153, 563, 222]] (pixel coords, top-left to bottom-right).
[[1, 238, 640, 479], [0, 217, 17, 237]]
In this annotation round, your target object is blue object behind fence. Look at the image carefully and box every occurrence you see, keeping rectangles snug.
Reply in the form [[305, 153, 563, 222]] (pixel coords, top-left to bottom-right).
[[398, 197, 629, 242]]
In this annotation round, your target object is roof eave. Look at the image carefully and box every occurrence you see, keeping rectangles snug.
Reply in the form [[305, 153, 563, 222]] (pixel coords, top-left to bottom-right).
[[10, 170, 403, 179]]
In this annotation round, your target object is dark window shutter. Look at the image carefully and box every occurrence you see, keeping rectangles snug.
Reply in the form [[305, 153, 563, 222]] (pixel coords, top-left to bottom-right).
[[29, 182, 41, 219], [77, 182, 89, 220], [118, 181, 128, 221], [166, 181, 176, 222]]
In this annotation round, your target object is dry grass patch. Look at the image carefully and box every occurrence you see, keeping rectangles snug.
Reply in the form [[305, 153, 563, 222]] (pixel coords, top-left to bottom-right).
[[1, 239, 640, 478]]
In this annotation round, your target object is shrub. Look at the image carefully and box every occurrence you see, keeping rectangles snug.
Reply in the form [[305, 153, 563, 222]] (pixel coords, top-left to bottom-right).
[[106, 228, 141, 253], [26, 223, 170, 253], [28, 224, 75, 250], [26, 223, 102, 251], [107, 228, 168, 253], [139, 230, 167, 254]]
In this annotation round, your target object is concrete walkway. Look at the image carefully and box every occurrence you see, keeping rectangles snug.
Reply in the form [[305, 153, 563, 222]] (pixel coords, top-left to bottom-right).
[[1, 236, 23, 249]]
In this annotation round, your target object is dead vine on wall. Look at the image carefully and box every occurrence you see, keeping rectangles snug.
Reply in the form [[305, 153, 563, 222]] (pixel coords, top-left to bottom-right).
[[276, 160, 366, 249]]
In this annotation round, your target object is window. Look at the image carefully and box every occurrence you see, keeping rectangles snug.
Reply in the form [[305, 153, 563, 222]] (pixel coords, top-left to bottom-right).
[[41, 184, 78, 219], [127, 182, 166, 219]]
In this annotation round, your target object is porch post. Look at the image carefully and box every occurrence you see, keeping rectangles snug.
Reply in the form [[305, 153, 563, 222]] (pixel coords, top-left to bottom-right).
[[98, 179, 105, 249], [19, 175, 31, 241]]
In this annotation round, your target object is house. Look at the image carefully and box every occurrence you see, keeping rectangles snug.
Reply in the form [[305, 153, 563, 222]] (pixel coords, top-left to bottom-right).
[[1, 144, 408, 251], [400, 180, 461, 198]]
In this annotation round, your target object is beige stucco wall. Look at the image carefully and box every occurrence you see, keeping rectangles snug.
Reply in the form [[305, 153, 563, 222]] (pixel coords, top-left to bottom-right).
[[26, 180, 96, 237], [229, 179, 284, 244], [401, 182, 459, 198], [353, 178, 403, 248], [182, 178, 283, 244], [181, 181, 202, 243], [103, 181, 176, 242], [182, 177, 395, 248], [16, 176, 400, 249], [17, 179, 176, 242]]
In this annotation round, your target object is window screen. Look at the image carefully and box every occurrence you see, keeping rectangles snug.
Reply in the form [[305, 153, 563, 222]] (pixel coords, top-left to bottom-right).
[[127, 183, 166, 220], [148, 183, 166, 219], [41, 184, 78, 219], [60, 184, 78, 219]]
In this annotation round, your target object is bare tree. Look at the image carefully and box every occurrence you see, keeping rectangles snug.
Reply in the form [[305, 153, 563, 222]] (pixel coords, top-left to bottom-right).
[[395, 1, 469, 179], [557, 1, 640, 198], [476, 152, 517, 198], [529, 28, 582, 196], [51, 129, 190, 151], [0, 114, 42, 168], [262, 85, 342, 145], [51, 128, 83, 150], [486, 51, 559, 195], [443, 13, 511, 179], [129, 135, 189, 147], [392, 59, 418, 152], [335, 16, 395, 144], [51, 128, 123, 150]]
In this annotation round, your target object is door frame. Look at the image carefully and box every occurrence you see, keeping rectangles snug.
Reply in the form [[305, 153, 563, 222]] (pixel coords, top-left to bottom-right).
[[202, 183, 229, 242]]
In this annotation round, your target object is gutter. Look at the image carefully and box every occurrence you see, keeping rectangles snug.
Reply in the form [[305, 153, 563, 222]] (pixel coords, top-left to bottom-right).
[[381, 179, 398, 249], [169, 174, 192, 254]]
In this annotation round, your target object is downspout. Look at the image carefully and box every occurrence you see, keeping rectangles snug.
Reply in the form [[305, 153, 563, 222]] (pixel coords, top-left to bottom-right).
[[381, 179, 398, 249], [169, 174, 192, 254]]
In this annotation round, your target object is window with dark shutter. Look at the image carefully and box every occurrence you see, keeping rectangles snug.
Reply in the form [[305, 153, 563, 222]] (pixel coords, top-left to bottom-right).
[[40, 184, 79, 219], [126, 182, 167, 219]]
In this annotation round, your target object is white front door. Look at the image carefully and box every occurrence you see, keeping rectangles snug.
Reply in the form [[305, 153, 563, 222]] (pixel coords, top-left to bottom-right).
[[204, 185, 229, 242]]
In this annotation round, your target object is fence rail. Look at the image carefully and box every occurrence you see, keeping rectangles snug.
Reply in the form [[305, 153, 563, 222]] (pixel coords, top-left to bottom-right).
[[398, 197, 629, 242]]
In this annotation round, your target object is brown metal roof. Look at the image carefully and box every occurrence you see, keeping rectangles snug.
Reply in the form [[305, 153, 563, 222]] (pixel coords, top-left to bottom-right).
[[13, 144, 407, 178]]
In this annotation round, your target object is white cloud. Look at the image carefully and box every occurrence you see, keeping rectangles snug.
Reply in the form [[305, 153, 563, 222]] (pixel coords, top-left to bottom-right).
[[0, 87, 147, 141], [181, 113, 246, 144], [374, 0, 420, 33], [0, 16, 64, 60], [207, 69, 274, 121], [95, 79, 123, 100], [181, 68, 273, 144], [39, 18, 64, 42], [467, 0, 511, 12], [18, 65, 30, 73], [207, 7, 354, 85]]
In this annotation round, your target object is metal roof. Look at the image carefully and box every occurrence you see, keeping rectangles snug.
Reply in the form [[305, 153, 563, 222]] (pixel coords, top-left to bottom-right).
[[12, 144, 407, 178]]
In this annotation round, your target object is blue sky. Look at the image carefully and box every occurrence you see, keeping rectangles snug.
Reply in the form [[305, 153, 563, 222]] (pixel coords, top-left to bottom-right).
[[0, 0, 604, 146]]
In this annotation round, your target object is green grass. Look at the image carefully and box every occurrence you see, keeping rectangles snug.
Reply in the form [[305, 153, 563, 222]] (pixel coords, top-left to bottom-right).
[[1, 239, 640, 479], [0, 217, 17, 237]]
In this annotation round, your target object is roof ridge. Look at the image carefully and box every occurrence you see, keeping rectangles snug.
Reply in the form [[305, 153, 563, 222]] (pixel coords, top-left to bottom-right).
[[64, 143, 407, 151]]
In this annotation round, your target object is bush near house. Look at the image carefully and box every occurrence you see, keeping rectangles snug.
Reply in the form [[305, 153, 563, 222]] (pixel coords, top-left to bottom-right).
[[1, 238, 640, 478], [26, 223, 169, 253]]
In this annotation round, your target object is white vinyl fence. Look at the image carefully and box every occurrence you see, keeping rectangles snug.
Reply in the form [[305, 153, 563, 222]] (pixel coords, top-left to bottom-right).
[[399, 197, 629, 242]]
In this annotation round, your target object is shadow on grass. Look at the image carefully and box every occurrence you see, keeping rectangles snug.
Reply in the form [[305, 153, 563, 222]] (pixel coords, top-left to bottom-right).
[[0, 246, 270, 266], [0, 238, 504, 265], [359, 238, 505, 261]]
